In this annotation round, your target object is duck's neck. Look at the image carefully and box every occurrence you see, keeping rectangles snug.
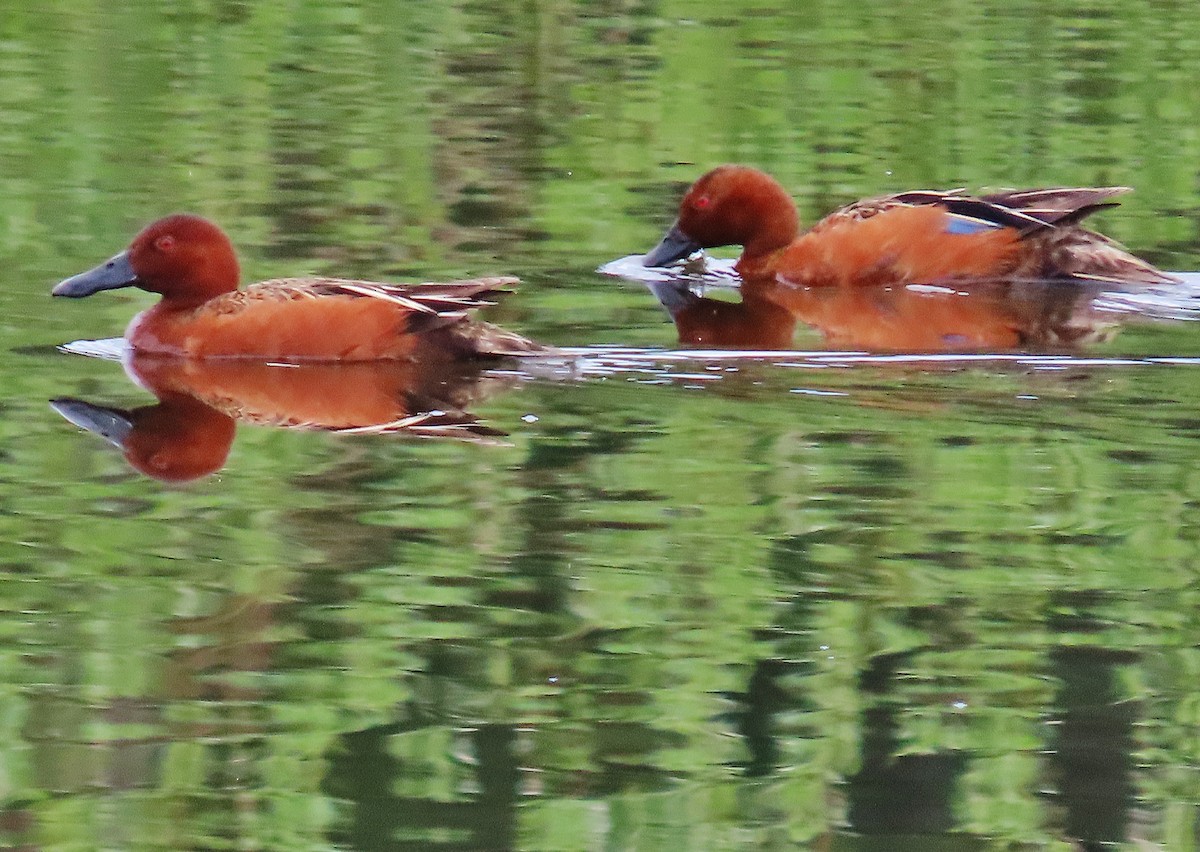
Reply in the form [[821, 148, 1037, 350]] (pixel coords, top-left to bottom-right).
[[149, 248, 240, 309], [741, 244, 794, 278], [734, 182, 800, 275], [157, 290, 228, 311]]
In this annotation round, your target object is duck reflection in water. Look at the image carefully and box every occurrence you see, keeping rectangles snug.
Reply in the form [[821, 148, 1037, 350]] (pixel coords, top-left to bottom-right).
[[644, 274, 1123, 352], [52, 354, 512, 483]]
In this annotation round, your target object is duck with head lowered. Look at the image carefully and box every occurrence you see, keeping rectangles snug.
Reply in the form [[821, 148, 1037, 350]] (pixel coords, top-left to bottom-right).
[[643, 165, 1177, 289], [53, 214, 546, 361]]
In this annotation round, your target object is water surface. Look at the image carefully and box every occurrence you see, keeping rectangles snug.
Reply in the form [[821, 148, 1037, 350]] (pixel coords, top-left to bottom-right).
[[4, 2, 1200, 849]]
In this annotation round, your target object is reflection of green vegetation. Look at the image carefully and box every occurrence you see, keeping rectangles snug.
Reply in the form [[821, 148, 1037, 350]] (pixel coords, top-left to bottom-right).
[[4, 0, 1198, 285], [2, 0, 1200, 849], [6, 357, 1200, 847]]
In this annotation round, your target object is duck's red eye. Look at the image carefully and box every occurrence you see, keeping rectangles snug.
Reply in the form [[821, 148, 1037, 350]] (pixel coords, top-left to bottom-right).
[[155, 235, 176, 253], [692, 195, 712, 210]]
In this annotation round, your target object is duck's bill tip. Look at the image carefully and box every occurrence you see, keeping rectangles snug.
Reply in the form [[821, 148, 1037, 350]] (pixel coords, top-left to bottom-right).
[[49, 398, 133, 448], [52, 251, 138, 298], [642, 222, 702, 268]]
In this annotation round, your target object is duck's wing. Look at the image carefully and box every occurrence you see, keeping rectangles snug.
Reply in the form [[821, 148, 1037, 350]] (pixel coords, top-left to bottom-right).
[[1015, 227, 1178, 286], [264, 276, 519, 314], [320, 276, 549, 355], [975, 186, 1131, 226], [327, 276, 518, 314], [816, 187, 1132, 234], [973, 188, 1177, 285], [812, 187, 1176, 286], [251, 275, 534, 336]]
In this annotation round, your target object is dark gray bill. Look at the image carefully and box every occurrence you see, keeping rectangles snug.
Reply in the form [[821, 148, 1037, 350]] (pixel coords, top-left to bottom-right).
[[52, 250, 138, 298], [642, 221, 702, 267], [646, 279, 700, 319], [49, 398, 133, 448]]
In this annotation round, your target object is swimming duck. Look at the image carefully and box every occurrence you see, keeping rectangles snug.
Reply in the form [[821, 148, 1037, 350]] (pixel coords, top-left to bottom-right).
[[53, 214, 545, 361], [643, 165, 1177, 289]]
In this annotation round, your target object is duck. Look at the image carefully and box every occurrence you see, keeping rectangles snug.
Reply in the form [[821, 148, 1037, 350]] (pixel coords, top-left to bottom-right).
[[51, 355, 513, 482], [52, 214, 546, 361], [643, 165, 1177, 289]]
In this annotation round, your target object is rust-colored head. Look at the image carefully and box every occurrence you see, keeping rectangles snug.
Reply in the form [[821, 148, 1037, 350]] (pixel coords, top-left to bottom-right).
[[643, 166, 801, 267], [53, 214, 241, 305]]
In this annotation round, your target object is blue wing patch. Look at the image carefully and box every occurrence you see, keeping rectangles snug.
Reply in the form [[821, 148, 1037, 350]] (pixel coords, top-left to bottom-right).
[[944, 213, 1002, 235]]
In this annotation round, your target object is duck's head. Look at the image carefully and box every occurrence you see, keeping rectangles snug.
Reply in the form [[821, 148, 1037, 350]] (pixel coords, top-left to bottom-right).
[[643, 165, 800, 268], [53, 214, 240, 305]]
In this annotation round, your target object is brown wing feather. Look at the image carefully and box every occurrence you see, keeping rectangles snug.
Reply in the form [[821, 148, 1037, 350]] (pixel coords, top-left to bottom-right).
[[977, 187, 1131, 226], [242, 275, 532, 340], [815, 190, 1046, 232], [260, 276, 518, 311], [330, 277, 516, 336], [818, 186, 1133, 232], [1017, 228, 1178, 286], [979, 186, 1130, 210]]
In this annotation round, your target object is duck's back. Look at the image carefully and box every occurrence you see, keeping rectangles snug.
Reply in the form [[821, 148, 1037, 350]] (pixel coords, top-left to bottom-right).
[[781, 187, 1174, 288]]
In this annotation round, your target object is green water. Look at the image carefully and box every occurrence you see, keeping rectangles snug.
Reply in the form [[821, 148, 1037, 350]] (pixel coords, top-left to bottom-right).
[[4, 1, 1200, 849]]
